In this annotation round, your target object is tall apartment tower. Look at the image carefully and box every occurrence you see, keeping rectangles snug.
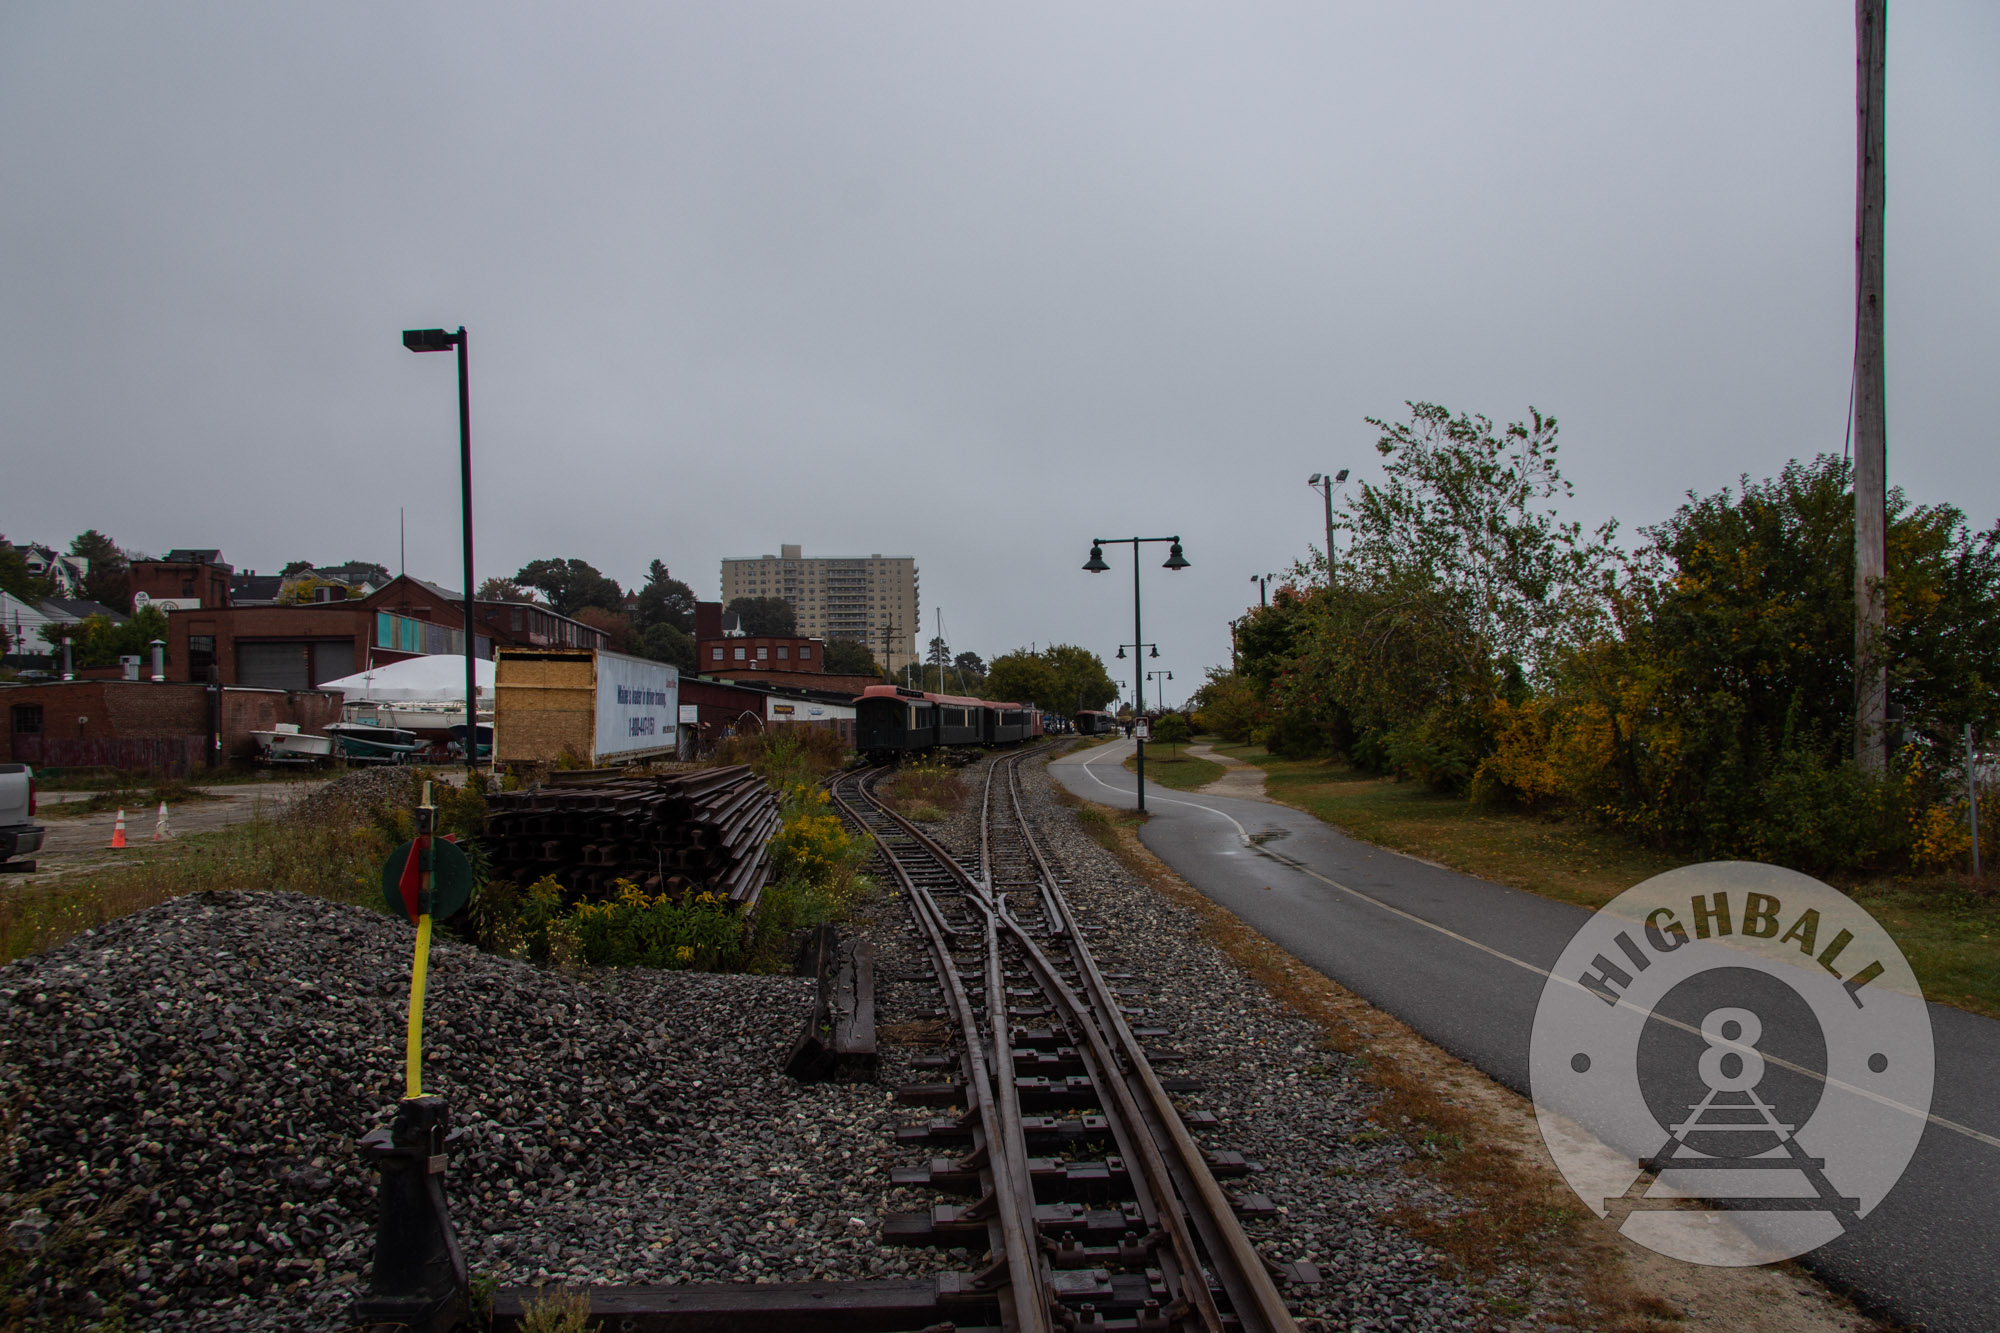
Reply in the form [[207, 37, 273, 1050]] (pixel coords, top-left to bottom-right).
[[719, 544, 918, 674]]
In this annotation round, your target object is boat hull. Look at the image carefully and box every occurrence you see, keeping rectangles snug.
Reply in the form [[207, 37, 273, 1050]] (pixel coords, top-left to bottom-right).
[[324, 724, 425, 764], [251, 730, 334, 765]]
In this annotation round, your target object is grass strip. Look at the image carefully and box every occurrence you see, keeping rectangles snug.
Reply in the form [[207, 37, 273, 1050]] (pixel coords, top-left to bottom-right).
[[0, 819, 390, 964], [1119, 749, 1226, 792], [1209, 740, 2000, 1019]]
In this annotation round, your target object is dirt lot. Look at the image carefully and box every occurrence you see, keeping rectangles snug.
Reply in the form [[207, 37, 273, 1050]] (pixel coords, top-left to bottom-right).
[[22, 781, 327, 881]]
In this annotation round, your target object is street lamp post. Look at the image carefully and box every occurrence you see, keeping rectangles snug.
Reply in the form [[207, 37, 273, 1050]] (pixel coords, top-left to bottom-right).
[[1084, 535, 1189, 813], [1306, 469, 1349, 580], [1117, 641, 1159, 727], [402, 326, 477, 771], [1147, 669, 1174, 712], [1250, 573, 1273, 607]]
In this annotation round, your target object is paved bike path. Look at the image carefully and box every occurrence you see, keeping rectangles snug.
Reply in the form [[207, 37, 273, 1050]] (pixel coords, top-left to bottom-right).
[[1049, 739, 2000, 1333]]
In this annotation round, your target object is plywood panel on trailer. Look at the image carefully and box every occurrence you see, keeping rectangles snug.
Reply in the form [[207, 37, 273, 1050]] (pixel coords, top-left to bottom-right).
[[494, 651, 597, 763]]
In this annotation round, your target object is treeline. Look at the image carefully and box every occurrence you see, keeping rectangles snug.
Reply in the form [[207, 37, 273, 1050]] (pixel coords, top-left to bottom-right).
[[1196, 403, 2000, 875], [983, 644, 1119, 713], [484, 557, 700, 671]]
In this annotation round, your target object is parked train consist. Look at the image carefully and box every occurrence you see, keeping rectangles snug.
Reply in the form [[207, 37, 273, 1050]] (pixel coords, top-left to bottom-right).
[[854, 685, 1043, 760], [1073, 709, 1119, 736]]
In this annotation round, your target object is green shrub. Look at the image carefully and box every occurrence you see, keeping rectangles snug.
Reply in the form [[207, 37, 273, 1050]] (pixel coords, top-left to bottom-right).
[[570, 882, 744, 969], [477, 874, 746, 970], [714, 729, 848, 786], [748, 784, 875, 964]]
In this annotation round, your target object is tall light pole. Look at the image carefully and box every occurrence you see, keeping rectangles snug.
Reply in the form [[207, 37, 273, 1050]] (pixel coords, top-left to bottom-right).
[[403, 326, 477, 769], [1250, 573, 1273, 607], [1084, 536, 1189, 813], [1307, 469, 1349, 581], [1148, 669, 1174, 711]]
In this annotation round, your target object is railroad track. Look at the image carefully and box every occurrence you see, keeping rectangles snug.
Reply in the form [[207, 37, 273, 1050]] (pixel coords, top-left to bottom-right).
[[828, 746, 1305, 1333]]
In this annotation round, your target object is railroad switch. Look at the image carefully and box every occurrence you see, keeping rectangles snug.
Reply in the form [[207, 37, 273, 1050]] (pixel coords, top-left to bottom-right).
[[355, 1095, 468, 1332]]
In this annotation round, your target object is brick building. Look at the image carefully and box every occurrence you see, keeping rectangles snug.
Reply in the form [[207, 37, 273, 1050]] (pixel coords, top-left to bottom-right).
[[695, 599, 824, 673], [165, 575, 608, 691], [691, 601, 878, 695], [129, 550, 233, 611], [2, 680, 341, 774]]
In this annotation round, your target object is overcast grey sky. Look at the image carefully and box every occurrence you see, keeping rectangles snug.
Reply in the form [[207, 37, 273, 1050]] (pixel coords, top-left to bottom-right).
[[4, 2, 1996, 694]]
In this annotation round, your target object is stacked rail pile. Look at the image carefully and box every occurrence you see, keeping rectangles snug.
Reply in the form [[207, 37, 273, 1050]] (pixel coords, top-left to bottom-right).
[[482, 765, 780, 908]]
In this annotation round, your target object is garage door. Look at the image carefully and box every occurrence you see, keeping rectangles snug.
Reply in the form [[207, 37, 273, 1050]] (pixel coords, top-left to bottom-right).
[[237, 639, 356, 689], [237, 641, 312, 691], [312, 641, 354, 684]]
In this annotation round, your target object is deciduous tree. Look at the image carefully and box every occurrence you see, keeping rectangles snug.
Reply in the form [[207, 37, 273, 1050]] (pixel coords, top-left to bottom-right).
[[477, 577, 534, 603], [822, 640, 880, 676], [574, 606, 637, 655], [640, 623, 696, 671], [985, 645, 1116, 712], [726, 597, 796, 636], [516, 558, 623, 618]]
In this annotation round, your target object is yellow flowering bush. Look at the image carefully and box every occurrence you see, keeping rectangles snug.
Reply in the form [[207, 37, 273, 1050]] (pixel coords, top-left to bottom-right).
[[567, 880, 744, 969], [1910, 803, 1971, 872], [472, 872, 745, 970], [747, 782, 875, 961], [769, 784, 868, 886]]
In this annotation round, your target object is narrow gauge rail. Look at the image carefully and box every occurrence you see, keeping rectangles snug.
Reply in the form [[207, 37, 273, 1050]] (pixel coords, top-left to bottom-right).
[[829, 748, 1302, 1333]]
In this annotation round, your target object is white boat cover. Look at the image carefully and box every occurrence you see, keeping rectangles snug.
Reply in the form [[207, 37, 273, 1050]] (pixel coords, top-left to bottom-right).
[[317, 655, 495, 703]]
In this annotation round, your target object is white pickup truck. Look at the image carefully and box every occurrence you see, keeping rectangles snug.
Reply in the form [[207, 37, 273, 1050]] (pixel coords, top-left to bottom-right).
[[0, 763, 46, 873]]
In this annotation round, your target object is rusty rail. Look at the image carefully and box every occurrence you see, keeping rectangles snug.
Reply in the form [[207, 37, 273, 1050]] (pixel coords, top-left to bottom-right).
[[489, 747, 1308, 1332], [835, 750, 1304, 1333]]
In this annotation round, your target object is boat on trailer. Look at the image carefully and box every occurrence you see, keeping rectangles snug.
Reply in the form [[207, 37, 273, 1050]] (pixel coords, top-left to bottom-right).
[[445, 722, 493, 761], [324, 722, 424, 764], [250, 723, 334, 766]]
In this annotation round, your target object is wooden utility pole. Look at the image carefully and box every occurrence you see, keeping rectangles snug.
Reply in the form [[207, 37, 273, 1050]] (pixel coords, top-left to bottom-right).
[[1854, 0, 1889, 772]]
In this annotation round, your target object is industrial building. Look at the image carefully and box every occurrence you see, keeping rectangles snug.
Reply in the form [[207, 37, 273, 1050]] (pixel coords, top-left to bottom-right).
[[719, 544, 918, 674]]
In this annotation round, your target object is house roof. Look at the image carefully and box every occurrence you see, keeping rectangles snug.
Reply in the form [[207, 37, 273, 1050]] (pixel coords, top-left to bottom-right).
[[39, 599, 127, 624], [230, 574, 285, 603], [159, 549, 226, 564]]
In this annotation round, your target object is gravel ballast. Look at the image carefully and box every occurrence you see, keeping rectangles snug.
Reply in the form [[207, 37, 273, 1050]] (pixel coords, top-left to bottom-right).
[[0, 892, 908, 1330], [2, 751, 1550, 1331], [915, 754, 1497, 1332]]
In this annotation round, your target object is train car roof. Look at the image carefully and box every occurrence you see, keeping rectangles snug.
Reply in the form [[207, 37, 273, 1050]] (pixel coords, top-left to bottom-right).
[[853, 684, 1023, 710]]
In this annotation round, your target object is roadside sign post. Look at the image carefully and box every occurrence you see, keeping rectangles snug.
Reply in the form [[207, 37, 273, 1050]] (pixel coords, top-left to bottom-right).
[[356, 782, 471, 1330]]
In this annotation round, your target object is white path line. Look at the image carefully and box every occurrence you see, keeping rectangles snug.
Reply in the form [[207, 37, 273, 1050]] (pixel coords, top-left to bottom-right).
[[1062, 743, 2000, 1153]]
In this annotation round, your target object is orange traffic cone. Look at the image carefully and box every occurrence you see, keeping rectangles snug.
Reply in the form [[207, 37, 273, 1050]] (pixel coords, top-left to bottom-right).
[[108, 808, 127, 849], [152, 802, 173, 842]]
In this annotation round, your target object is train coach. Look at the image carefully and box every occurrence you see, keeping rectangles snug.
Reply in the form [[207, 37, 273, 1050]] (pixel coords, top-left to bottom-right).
[[854, 685, 1044, 761], [1073, 709, 1119, 736]]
